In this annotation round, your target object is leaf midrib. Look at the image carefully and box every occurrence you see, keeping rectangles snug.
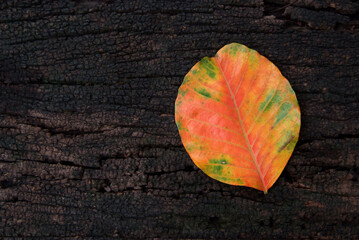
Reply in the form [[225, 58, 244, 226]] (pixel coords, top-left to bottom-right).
[[214, 56, 268, 193]]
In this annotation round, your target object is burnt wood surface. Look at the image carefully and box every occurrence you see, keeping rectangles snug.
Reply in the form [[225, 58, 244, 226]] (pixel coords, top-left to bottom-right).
[[0, 0, 358, 239]]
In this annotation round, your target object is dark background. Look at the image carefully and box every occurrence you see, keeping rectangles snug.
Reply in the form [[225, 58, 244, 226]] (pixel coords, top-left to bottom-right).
[[0, 0, 358, 238]]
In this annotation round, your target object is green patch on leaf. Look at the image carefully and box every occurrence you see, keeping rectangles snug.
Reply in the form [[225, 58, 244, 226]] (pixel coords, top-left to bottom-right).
[[263, 90, 283, 113], [213, 165, 223, 174], [235, 178, 244, 184], [259, 90, 275, 111], [209, 158, 228, 165], [195, 87, 211, 98], [276, 132, 295, 153], [183, 76, 190, 84], [176, 118, 184, 131], [199, 57, 217, 79], [229, 43, 248, 56], [274, 102, 292, 127], [204, 164, 223, 175], [180, 89, 188, 97], [207, 70, 216, 79]]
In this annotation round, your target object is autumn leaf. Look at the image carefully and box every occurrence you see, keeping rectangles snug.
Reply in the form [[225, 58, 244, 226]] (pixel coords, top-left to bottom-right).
[[175, 43, 301, 193]]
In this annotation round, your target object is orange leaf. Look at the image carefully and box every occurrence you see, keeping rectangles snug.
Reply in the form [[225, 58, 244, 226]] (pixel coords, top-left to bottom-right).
[[175, 43, 301, 193]]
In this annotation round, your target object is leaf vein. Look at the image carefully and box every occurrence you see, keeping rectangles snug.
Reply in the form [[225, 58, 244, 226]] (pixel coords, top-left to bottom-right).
[[190, 148, 254, 164], [242, 65, 274, 120], [246, 80, 282, 135], [178, 103, 240, 125], [209, 163, 257, 173], [176, 112, 244, 137], [261, 135, 297, 179], [214, 55, 267, 193], [237, 56, 261, 108], [254, 107, 296, 158], [233, 50, 251, 96], [192, 77, 231, 98], [228, 48, 242, 85], [186, 87, 235, 109], [190, 133, 248, 151]]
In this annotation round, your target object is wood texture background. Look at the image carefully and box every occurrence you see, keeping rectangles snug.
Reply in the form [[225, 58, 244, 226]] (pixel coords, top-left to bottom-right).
[[0, 0, 358, 238]]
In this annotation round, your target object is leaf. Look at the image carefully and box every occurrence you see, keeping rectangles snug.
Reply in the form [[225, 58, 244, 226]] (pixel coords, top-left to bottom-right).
[[175, 43, 301, 193]]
